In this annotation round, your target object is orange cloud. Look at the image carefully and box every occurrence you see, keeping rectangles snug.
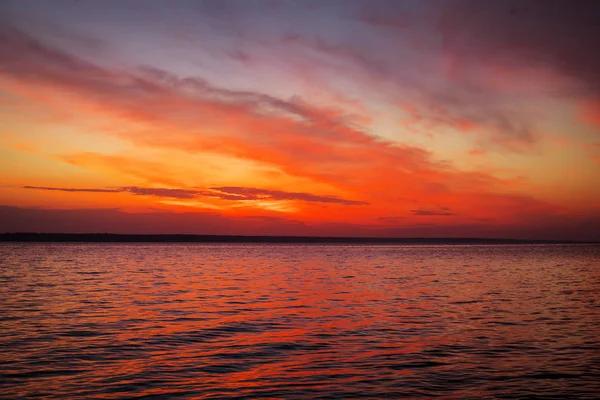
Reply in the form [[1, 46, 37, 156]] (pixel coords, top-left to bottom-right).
[[0, 24, 595, 235]]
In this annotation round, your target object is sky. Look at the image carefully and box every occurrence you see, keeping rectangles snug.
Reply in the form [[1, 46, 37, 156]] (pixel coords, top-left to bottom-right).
[[0, 0, 599, 240]]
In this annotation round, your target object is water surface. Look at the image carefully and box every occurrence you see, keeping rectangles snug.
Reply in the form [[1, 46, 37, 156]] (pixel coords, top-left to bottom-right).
[[1, 244, 599, 399]]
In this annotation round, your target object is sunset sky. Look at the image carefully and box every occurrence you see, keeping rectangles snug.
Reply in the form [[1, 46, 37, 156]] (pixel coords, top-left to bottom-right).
[[1, 0, 599, 240]]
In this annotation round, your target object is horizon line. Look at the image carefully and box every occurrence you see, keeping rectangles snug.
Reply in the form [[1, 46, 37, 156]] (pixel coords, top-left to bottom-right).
[[1, 233, 597, 244]]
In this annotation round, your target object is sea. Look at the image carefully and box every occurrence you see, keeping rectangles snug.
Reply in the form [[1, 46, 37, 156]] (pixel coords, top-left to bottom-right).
[[1, 243, 599, 399]]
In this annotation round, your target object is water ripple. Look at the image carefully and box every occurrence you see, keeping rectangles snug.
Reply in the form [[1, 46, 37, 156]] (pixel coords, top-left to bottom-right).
[[1, 243, 599, 399]]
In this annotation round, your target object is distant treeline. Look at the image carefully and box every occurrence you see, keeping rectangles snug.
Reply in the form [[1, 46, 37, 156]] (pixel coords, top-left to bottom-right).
[[0, 233, 591, 244]]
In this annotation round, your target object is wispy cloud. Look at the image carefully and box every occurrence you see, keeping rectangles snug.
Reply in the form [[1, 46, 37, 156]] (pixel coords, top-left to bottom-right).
[[410, 206, 455, 216], [21, 185, 367, 205], [121, 187, 200, 199], [206, 186, 368, 205], [23, 185, 200, 199], [22, 186, 120, 193]]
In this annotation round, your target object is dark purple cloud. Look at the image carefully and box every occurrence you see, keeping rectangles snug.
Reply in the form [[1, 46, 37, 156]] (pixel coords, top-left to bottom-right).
[[22, 185, 120, 193], [22, 185, 200, 199], [348, 0, 600, 150], [120, 186, 200, 199], [355, 0, 600, 93], [410, 206, 455, 216], [438, 0, 600, 96], [208, 186, 368, 205], [21, 185, 367, 205]]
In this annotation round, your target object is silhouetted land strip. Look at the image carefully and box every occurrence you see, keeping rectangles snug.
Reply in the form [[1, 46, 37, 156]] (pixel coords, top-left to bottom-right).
[[0, 233, 593, 244]]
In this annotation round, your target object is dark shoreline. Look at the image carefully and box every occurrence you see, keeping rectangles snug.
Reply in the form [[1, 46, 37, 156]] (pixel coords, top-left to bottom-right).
[[0, 233, 594, 244]]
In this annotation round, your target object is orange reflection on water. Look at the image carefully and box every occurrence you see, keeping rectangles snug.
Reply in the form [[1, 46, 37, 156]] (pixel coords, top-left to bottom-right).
[[1, 244, 599, 398]]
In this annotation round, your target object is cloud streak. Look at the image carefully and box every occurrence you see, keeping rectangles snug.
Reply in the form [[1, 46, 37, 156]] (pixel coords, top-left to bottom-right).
[[207, 186, 368, 205], [22, 186, 120, 193], [21, 185, 366, 205], [23, 185, 199, 199], [410, 206, 455, 217]]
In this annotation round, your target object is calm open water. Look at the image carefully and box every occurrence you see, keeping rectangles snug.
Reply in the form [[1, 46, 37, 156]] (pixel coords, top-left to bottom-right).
[[1, 243, 599, 399]]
